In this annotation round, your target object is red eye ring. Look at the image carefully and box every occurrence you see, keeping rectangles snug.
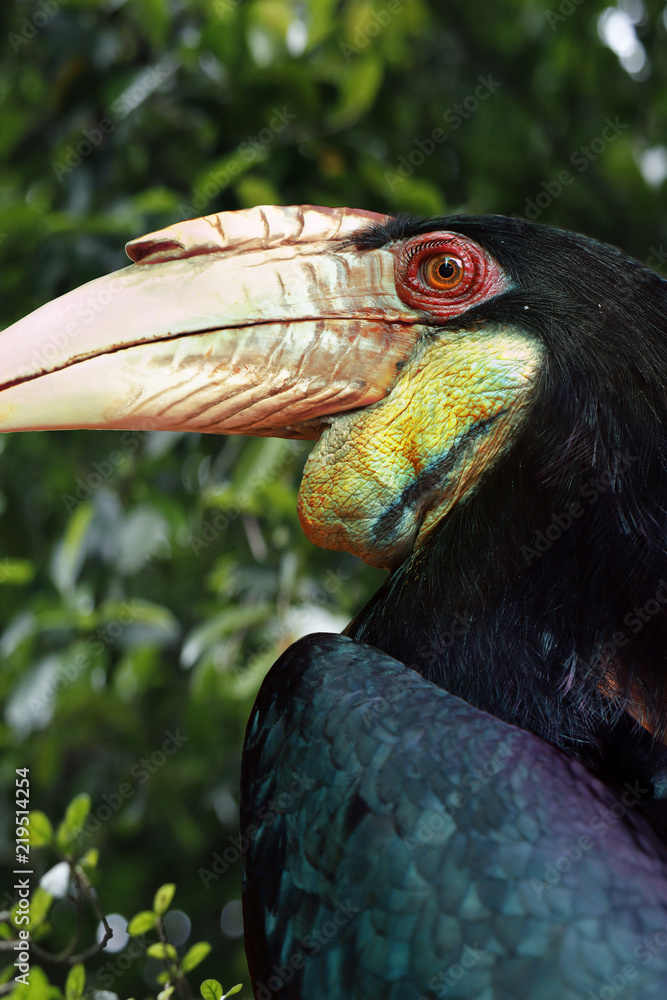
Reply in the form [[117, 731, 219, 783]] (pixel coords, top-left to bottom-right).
[[393, 231, 508, 319]]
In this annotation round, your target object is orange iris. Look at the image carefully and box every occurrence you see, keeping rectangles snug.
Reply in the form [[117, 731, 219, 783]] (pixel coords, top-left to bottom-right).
[[423, 253, 465, 291]]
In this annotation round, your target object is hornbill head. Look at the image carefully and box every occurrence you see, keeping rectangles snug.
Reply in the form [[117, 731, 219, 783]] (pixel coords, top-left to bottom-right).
[[2, 205, 666, 772]]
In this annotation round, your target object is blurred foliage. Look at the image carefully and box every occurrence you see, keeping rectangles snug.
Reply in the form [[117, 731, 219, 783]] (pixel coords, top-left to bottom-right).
[[1, 793, 241, 1000], [0, 0, 666, 995]]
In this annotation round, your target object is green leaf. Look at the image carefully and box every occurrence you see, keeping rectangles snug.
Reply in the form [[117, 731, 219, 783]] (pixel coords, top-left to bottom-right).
[[234, 175, 281, 210], [224, 987, 243, 998], [191, 149, 264, 207], [180, 605, 272, 669], [56, 794, 91, 853], [180, 941, 211, 973], [306, 0, 338, 46], [153, 883, 176, 916], [78, 848, 99, 871], [127, 910, 158, 935], [0, 558, 34, 586], [132, 0, 170, 48], [6, 963, 61, 999], [329, 53, 384, 129], [147, 942, 178, 961], [0, 962, 15, 983], [157, 987, 175, 1000], [30, 888, 53, 930], [200, 981, 223, 1000], [12, 887, 53, 931], [50, 503, 95, 596], [28, 811, 53, 847], [65, 963, 85, 999]]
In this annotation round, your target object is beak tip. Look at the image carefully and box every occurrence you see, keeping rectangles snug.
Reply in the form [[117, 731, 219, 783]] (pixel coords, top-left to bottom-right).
[[125, 236, 185, 265]]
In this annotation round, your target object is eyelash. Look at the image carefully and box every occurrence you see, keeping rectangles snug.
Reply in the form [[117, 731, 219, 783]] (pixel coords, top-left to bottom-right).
[[392, 232, 508, 318]]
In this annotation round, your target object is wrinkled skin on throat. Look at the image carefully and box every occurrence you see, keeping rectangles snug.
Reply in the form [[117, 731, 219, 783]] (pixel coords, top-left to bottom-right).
[[298, 325, 543, 568]]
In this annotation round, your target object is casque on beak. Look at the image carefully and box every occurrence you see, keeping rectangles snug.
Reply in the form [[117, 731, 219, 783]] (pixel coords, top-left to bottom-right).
[[0, 205, 426, 439]]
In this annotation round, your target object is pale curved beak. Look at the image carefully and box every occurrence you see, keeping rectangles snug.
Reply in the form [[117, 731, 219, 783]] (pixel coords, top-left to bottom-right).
[[0, 205, 426, 438]]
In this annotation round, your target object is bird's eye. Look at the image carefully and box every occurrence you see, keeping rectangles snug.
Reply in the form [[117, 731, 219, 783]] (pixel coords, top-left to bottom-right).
[[393, 230, 508, 319], [423, 253, 465, 291]]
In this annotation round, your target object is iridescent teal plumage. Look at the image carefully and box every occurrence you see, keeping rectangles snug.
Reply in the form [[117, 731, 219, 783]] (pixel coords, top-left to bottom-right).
[[242, 634, 667, 999]]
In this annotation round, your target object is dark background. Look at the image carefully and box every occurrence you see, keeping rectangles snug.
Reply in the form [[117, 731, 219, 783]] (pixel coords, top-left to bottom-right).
[[1, 0, 666, 996]]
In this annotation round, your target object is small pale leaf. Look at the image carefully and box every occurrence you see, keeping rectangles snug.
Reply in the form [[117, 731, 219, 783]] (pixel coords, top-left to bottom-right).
[[28, 811, 53, 847], [79, 848, 99, 870], [56, 794, 91, 851], [128, 910, 158, 935], [153, 883, 176, 916], [180, 941, 211, 973], [65, 963, 85, 999], [147, 942, 177, 961]]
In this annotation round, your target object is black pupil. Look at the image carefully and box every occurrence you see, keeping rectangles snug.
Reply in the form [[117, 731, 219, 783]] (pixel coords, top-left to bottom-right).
[[438, 259, 456, 279]]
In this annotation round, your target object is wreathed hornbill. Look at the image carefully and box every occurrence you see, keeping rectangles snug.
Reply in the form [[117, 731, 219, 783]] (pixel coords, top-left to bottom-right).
[[2, 204, 667, 999]]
